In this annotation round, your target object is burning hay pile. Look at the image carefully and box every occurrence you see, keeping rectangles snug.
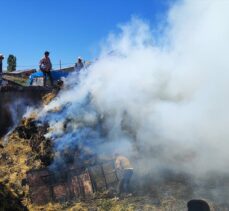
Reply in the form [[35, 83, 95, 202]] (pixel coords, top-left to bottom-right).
[[0, 91, 225, 211], [2, 1, 229, 209], [0, 68, 228, 210], [0, 95, 120, 210], [0, 70, 228, 210]]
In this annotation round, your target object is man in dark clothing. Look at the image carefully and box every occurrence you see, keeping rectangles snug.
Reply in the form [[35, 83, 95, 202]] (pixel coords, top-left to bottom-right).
[[39, 51, 53, 86], [114, 153, 134, 196], [0, 54, 4, 85]]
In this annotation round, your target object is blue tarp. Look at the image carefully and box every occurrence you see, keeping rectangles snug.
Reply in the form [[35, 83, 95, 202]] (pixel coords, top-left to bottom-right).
[[29, 70, 69, 85]]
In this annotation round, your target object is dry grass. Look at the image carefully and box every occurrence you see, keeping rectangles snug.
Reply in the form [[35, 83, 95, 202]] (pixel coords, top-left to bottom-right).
[[0, 92, 225, 211], [42, 92, 57, 105], [0, 130, 222, 211], [3, 75, 28, 86], [0, 132, 42, 208]]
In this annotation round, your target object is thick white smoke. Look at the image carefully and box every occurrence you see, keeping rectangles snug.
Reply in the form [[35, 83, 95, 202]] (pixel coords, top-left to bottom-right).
[[37, 0, 229, 178]]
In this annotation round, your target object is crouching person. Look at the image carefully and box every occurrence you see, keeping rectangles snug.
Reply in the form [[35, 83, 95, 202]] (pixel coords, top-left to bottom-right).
[[114, 153, 133, 196]]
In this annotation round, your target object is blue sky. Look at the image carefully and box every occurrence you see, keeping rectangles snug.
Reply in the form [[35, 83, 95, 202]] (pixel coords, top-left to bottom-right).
[[0, 0, 173, 70]]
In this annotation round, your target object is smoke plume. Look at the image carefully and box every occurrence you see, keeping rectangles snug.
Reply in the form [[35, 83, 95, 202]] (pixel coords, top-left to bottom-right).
[[33, 0, 229, 182]]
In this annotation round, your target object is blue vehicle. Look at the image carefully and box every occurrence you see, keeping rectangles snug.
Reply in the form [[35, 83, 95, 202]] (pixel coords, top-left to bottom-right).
[[29, 70, 70, 86]]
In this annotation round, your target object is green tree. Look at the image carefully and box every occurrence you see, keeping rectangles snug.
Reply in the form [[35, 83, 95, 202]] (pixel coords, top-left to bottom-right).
[[7, 55, 17, 72]]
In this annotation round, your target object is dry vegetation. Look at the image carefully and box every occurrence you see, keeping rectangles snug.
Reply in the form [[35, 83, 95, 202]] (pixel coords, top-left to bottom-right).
[[0, 92, 226, 211], [3, 75, 28, 86], [0, 119, 221, 211]]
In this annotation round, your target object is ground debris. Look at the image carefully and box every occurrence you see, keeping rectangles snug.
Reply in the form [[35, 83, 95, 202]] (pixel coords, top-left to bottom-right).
[[42, 91, 58, 105], [0, 183, 28, 211], [0, 131, 42, 210], [15, 117, 54, 166]]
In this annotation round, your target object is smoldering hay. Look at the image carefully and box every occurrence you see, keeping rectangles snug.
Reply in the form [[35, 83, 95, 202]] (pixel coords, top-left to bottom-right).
[[27, 0, 229, 177]]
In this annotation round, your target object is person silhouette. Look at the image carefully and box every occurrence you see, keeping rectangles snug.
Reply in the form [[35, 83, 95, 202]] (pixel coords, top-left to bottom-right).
[[187, 199, 210, 211]]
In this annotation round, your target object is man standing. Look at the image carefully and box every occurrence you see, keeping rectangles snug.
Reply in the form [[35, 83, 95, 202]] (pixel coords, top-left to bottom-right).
[[0, 54, 4, 86], [114, 153, 134, 196], [39, 51, 53, 86], [74, 56, 84, 72]]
